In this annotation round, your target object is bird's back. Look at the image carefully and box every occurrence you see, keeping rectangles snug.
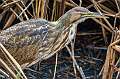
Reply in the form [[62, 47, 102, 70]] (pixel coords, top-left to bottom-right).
[[0, 18, 61, 68]]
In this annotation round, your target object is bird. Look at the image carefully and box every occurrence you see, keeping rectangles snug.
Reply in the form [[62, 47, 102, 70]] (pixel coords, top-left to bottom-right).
[[0, 7, 104, 69]]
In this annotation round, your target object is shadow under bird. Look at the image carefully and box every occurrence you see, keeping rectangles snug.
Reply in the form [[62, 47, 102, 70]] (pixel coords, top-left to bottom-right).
[[0, 7, 104, 69]]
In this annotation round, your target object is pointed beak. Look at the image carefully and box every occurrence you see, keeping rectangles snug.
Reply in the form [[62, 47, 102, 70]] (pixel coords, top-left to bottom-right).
[[81, 12, 108, 18], [91, 12, 108, 18]]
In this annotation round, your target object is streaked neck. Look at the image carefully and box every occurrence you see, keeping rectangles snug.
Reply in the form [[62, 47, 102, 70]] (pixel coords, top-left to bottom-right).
[[52, 13, 71, 29]]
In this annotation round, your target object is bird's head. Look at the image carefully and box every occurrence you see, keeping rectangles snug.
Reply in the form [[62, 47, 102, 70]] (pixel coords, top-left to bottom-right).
[[54, 7, 106, 29], [66, 7, 105, 23]]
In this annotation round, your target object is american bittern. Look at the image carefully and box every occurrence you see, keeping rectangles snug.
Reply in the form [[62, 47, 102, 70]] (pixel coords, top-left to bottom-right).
[[0, 7, 104, 69]]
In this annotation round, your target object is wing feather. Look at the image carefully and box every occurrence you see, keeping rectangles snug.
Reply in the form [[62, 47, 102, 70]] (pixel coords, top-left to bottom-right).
[[0, 18, 60, 67], [0, 18, 49, 48]]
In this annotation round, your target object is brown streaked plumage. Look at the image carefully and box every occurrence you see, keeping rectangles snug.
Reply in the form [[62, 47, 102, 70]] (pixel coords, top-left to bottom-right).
[[0, 7, 103, 69]]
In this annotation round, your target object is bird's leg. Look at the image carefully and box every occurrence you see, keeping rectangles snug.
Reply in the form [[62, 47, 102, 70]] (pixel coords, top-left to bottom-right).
[[66, 23, 86, 79], [70, 24, 77, 76], [66, 45, 86, 79], [71, 35, 77, 77]]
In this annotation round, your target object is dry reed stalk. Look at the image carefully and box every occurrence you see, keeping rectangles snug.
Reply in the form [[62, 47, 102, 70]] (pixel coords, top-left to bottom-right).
[[0, 58, 17, 79], [17, 0, 34, 19], [112, 45, 120, 53], [40, 0, 45, 18], [3, 0, 29, 29], [1, 0, 20, 8], [0, 68, 10, 78], [37, 0, 41, 17], [99, 4, 116, 14], [101, 19, 108, 45], [43, 0, 48, 19], [4, 8, 17, 29], [53, 53, 58, 79], [51, 0, 57, 21], [92, 0, 114, 31], [92, 0, 108, 45], [59, 0, 65, 17], [56, 0, 76, 7], [92, 19, 112, 32], [69, 0, 78, 7], [12, 0, 29, 20], [35, 0, 38, 17], [35, 0, 45, 18], [102, 31, 118, 79], [102, 45, 113, 79]]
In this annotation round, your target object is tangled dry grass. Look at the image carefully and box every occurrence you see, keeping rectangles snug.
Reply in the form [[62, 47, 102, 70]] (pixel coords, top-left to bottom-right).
[[0, 0, 120, 79]]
